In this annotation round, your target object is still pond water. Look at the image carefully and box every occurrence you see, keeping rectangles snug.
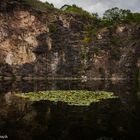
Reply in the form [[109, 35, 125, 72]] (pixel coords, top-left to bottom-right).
[[0, 80, 140, 140]]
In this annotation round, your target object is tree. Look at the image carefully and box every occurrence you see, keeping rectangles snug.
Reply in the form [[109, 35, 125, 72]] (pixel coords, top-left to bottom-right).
[[132, 13, 140, 22], [103, 7, 131, 23]]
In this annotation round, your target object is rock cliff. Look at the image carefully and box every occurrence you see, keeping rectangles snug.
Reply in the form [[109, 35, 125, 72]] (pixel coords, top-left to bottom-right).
[[0, 0, 140, 79]]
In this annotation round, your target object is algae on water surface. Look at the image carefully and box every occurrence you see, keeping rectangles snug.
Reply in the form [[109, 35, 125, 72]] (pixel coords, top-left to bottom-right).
[[15, 90, 118, 106]]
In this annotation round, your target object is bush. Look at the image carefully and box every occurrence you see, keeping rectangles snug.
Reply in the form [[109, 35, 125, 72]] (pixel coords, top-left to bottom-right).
[[23, 0, 54, 11], [61, 4, 93, 18], [83, 25, 99, 44], [131, 13, 140, 23], [102, 7, 140, 26], [83, 37, 92, 43], [103, 7, 131, 23]]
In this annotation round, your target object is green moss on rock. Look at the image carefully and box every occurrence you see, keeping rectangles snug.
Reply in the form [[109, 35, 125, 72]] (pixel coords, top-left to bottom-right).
[[15, 90, 118, 106]]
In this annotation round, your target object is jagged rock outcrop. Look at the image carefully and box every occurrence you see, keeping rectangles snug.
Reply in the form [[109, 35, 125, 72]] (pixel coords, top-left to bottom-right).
[[0, 0, 140, 79], [87, 25, 140, 79]]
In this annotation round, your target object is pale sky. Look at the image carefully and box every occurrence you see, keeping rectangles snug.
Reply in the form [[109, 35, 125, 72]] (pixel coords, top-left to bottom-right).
[[40, 0, 140, 16]]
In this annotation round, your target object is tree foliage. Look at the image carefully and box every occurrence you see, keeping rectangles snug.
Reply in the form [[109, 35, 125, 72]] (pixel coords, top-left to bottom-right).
[[61, 4, 95, 18], [23, 1, 140, 25], [23, 0, 54, 11], [103, 7, 131, 21], [102, 7, 140, 26]]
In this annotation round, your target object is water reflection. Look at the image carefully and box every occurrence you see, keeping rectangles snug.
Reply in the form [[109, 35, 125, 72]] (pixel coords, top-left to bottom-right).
[[0, 80, 140, 140]]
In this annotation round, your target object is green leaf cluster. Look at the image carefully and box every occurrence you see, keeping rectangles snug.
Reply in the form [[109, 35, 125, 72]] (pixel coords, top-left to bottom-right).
[[15, 90, 118, 106]]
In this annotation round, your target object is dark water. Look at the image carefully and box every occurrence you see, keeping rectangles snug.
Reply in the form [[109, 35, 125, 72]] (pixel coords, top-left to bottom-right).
[[0, 80, 140, 140]]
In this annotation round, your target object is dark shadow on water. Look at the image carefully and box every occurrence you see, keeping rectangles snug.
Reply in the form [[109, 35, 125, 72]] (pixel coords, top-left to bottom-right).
[[0, 80, 140, 140]]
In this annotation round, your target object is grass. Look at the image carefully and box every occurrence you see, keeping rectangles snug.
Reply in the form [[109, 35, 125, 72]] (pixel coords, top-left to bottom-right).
[[15, 90, 118, 106]]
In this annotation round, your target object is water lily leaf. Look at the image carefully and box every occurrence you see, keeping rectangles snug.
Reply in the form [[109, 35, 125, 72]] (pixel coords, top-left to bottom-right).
[[14, 90, 118, 106]]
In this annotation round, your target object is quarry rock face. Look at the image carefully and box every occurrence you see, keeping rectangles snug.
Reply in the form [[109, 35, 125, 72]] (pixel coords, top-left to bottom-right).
[[0, 0, 140, 79]]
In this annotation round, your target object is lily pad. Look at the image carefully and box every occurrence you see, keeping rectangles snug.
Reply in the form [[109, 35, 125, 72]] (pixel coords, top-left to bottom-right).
[[14, 90, 118, 106]]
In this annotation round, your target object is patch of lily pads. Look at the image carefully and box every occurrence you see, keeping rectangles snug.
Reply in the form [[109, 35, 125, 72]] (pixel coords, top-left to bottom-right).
[[15, 90, 118, 106]]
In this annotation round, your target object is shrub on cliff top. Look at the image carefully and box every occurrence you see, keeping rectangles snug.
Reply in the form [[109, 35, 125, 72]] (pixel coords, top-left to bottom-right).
[[103, 7, 131, 22], [23, 0, 54, 11], [61, 4, 96, 19], [101, 7, 140, 26]]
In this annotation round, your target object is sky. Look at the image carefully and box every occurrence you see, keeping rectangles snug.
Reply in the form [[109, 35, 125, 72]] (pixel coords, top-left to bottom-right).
[[40, 0, 140, 16]]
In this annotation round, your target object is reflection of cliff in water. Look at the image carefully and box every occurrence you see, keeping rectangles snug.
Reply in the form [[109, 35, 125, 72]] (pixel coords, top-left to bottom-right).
[[0, 80, 140, 140]]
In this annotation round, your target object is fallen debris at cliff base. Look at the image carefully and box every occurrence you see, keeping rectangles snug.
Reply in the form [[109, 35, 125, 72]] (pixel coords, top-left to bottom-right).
[[14, 90, 118, 106]]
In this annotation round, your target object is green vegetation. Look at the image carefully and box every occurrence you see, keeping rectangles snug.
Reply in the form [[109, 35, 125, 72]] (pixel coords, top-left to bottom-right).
[[83, 25, 100, 56], [62, 5, 99, 27], [15, 90, 118, 106], [22, 1, 140, 26], [83, 25, 98, 43], [132, 13, 140, 22], [60, 5, 140, 27], [22, 1, 140, 25], [103, 7, 131, 23], [82, 25, 97, 57], [78, 7, 140, 29], [61, 4, 90, 16], [83, 37, 92, 44], [49, 24, 57, 33], [80, 7, 140, 59], [23, 0, 55, 11], [101, 7, 140, 27]]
